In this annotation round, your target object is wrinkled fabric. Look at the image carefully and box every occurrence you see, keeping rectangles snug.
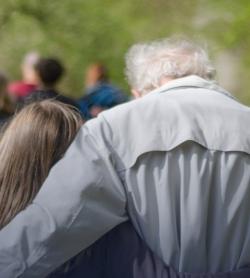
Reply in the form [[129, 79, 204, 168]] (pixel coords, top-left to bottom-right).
[[1, 76, 250, 277], [48, 222, 250, 278], [48, 221, 169, 278]]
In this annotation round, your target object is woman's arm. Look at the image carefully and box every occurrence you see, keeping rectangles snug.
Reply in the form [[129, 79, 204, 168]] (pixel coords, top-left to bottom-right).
[[48, 221, 170, 278]]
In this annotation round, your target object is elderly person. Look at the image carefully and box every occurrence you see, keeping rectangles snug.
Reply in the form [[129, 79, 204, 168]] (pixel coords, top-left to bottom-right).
[[1, 37, 250, 278]]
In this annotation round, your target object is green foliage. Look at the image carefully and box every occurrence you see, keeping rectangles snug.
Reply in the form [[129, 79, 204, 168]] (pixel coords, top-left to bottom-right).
[[0, 0, 250, 103]]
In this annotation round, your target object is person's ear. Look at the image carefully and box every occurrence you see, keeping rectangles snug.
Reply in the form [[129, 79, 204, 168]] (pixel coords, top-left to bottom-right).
[[131, 89, 142, 99]]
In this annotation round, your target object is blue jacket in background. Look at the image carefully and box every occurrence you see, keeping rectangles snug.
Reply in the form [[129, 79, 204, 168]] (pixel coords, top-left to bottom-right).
[[78, 82, 128, 119]]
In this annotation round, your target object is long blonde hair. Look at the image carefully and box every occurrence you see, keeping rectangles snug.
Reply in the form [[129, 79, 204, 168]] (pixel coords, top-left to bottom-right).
[[0, 100, 83, 228]]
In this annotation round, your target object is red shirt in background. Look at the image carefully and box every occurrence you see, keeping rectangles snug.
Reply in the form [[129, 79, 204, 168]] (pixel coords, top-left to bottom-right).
[[8, 81, 37, 99]]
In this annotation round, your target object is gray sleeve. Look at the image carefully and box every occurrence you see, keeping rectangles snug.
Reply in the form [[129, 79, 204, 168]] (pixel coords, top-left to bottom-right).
[[0, 120, 128, 278]]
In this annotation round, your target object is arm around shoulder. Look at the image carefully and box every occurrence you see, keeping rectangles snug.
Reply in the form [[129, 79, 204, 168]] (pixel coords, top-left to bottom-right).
[[0, 120, 128, 277]]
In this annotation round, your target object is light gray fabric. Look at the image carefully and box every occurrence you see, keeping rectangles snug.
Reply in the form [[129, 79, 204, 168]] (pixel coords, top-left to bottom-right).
[[1, 75, 250, 277]]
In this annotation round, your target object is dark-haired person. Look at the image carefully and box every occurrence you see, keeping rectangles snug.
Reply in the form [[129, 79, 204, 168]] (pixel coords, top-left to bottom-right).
[[26, 57, 79, 109], [78, 63, 127, 119], [0, 72, 14, 126], [0, 99, 167, 278]]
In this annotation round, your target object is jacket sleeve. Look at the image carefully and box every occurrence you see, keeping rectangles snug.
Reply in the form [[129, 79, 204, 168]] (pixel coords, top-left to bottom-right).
[[0, 118, 128, 278]]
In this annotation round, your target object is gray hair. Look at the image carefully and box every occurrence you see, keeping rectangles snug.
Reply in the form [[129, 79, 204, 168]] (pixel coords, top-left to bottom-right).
[[125, 37, 215, 95]]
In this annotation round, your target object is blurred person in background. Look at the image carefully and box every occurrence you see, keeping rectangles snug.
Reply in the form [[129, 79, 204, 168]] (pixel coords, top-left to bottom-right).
[[78, 63, 127, 119], [0, 99, 167, 278], [26, 57, 79, 109], [0, 71, 14, 126], [2, 37, 250, 278], [8, 52, 39, 102]]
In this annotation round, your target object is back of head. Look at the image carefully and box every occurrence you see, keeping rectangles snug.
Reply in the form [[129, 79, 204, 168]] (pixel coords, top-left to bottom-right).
[[35, 58, 65, 88], [125, 37, 215, 95], [0, 72, 14, 115], [0, 72, 8, 93], [0, 100, 83, 228]]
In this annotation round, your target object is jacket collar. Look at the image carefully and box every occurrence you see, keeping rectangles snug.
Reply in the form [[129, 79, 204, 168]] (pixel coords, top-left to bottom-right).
[[147, 75, 235, 100]]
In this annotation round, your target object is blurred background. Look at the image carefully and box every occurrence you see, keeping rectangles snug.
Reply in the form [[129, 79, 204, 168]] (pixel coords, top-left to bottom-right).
[[0, 0, 250, 103]]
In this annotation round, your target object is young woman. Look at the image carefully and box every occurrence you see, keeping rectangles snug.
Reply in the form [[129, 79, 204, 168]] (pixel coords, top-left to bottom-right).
[[0, 100, 168, 277]]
